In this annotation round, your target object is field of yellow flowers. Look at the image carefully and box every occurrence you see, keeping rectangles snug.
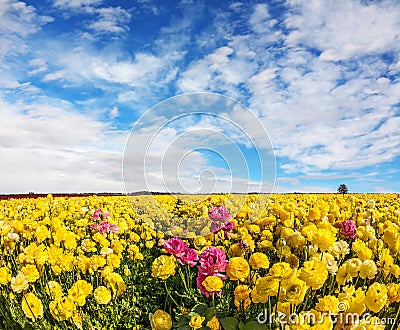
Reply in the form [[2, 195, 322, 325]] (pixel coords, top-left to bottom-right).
[[1, 193, 400, 329]]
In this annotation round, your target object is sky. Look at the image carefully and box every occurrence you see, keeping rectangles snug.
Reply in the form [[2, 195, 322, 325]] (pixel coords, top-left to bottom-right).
[[0, 0, 399, 194]]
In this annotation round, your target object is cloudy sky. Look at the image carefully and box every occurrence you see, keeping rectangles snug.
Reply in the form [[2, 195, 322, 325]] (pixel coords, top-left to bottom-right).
[[1, 0, 399, 194]]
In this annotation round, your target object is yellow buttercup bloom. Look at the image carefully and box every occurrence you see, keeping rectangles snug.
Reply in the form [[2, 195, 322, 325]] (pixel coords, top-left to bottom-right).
[[365, 282, 387, 313], [49, 296, 76, 321], [226, 257, 250, 281], [270, 262, 294, 280], [299, 259, 327, 290], [0, 266, 12, 285], [189, 314, 205, 329], [206, 316, 220, 330], [151, 255, 177, 280], [149, 309, 172, 330], [68, 280, 93, 306], [93, 286, 112, 305], [202, 276, 224, 293], [11, 272, 29, 293], [46, 280, 63, 300], [22, 292, 44, 321], [249, 252, 270, 270]]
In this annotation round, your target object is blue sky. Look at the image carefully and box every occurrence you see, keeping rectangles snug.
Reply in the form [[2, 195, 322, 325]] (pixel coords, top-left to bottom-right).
[[1, 0, 399, 194]]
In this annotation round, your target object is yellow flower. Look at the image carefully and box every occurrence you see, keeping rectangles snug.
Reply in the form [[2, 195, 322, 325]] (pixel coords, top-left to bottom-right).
[[359, 260, 377, 280], [151, 255, 177, 280], [315, 295, 340, 313], [49, 296, 76, 321], [0, 266, 12, 285], [189, 314, 205, 329], [226, 257, 250, 281], [270, 262, 294, 280], [206, 316, 220, 330], [46, 280, 63, 300], [11, 272, 29, 293], [68, 280, 93, 306], [202, 276, 224, 293], [280, 275, 307, 305], [252, 276, 280, 303], [22, 292, 44, 321], [234, 285, 250, 302], [311, 228, 336, 252], [106, 272, 127, 296], [93, 286, 112, 305], [149, 309, 172, 330], [249, 252, 270, 270], [21, 264, 40, 283], [299, 259, 327, 290], [365, 282, 387, 313]]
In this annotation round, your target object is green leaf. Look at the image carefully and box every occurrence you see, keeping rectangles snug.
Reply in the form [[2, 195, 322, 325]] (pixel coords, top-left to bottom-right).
[[238, 321, 246, 330], [204, 307, 216, 320], [219, 317, 239, 330], [244, 320, 267, 330], [177, 325, 192, 330], [193, 303, 208, 315]]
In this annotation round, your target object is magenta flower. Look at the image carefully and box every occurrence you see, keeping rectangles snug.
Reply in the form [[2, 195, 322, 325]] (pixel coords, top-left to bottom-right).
[[91, 209, 110, 221], [178, 247, 198, 267], [340, 219, 357, 239], [92, 209, 103, 220], [163, 238, 188, 256], [208, 206, 231, 222], [196, 246, 227, 297], [222, 221, 234, 232], [91, 221, 119, 234], [210, 221, 221, 234], [198, 246, 228, 276]]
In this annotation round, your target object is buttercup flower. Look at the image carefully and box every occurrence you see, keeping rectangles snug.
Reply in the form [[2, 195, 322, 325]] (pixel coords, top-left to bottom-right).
[[93, 286, 112, 305], [208, 206, 231, 222], [341, 219, 357, 239], [249, 252, 270, 270], [226, 257, 250, 281], [189, 314, 205, 329], [152, 255, 177, 280], [202, 275, 224, 295], [22, 292, 44, 321], [149, 309, 172, 330]]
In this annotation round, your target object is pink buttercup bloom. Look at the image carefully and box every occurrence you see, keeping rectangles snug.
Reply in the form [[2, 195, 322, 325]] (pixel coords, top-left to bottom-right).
[[340, 219, 357, 239], [163, 238, 188, 257], [196, 246, 227, 297], [198, 246, 228, 276], [208, 206, 231, 222], [178, 247, 198, 267], [91, 221, 119, 234], [210, 221, 221, 234], [222, 221, 234, 232], [92, 209, 103, 220]]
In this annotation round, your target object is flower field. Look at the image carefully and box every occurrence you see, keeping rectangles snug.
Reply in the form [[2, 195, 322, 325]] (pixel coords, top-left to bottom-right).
[[1, 193, 400, 329]]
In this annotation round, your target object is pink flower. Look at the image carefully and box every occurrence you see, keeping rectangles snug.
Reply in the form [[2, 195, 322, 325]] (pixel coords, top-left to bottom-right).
[[222, 221, 234, 232], [178, 247, 198, 267], [91, 221, 119, 234], [198, 246, 227, 276], [210, 221, 221, 234], [340, 219, 357, 239], [92, 209, 103, 220], [163, 238, 188, 257], [208, 206, 231, 222]]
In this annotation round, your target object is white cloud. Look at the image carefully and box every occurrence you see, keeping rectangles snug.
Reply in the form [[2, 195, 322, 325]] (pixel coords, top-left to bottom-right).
[[88, 6, 131, 34], [109, 106, 119, 119], [0, 96, 127, 193], [53, 0, 102, 9], [285, 0, 400, 61]]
